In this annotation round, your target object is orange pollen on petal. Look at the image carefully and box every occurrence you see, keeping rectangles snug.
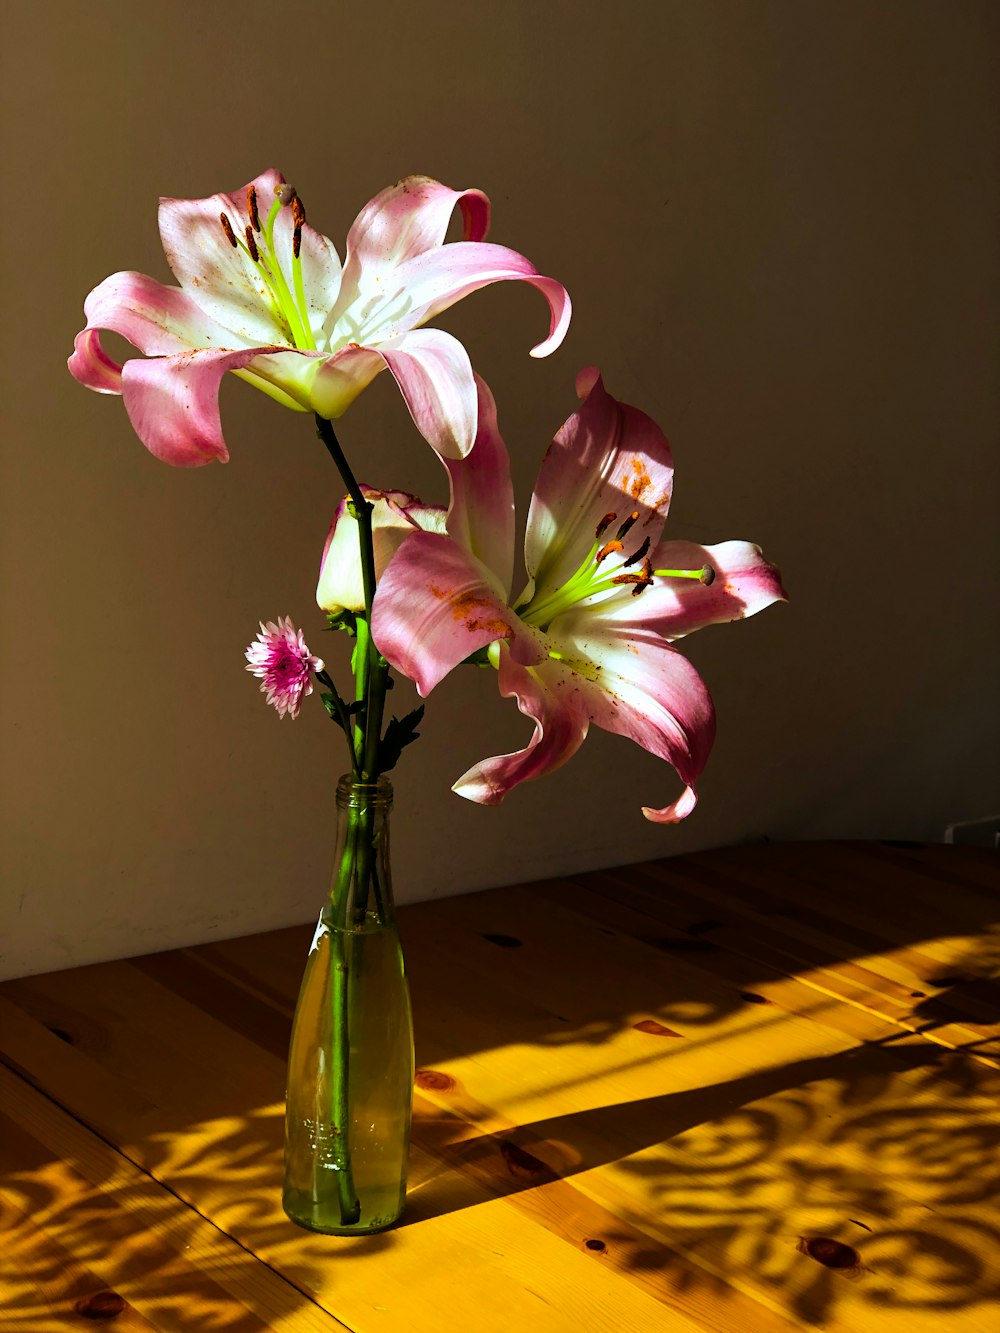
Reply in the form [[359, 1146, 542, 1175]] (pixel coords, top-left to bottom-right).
[[623, 457, 653, 501], [595, 511, 617, 539], [428, 584, 507, 635], [244, 226, 259, 263], [219, 213, 238, 248], [466, 616, 510, 636], [595, 539, 624, 565], [246, 185, 261, 231]]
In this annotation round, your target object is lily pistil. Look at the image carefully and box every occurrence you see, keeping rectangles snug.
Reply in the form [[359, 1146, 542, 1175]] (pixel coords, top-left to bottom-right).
[[219, 183, 315, 350], [518, 508, 714, 628]]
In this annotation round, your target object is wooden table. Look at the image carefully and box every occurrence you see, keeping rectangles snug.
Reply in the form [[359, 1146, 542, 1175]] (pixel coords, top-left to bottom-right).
[[1, 841, 998, 1331]]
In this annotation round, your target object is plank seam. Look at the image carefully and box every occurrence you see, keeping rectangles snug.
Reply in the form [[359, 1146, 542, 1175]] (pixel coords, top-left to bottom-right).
[[0, 1051, 357, 1333]]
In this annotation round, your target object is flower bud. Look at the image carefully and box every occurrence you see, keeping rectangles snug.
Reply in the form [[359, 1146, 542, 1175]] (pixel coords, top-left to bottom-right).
[[317, 487, 446, 614]]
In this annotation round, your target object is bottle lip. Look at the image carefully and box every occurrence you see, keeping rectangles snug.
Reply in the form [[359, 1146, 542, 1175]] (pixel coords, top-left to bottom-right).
[[335, 773, 394, 809]]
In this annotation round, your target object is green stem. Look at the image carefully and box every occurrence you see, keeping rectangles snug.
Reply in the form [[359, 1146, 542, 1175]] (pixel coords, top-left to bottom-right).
[[326, 815, 362, 1225], [351, 617, 371, 773], [315, 669, 359, 778], [313, 414, 394, 1225], [354, 653, 391, 925], [314, 416, 390, 774]]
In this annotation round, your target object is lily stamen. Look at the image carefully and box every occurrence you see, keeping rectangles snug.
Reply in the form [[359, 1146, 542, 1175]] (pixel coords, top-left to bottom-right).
[[611, 555, 654, 597], [615, 510, 640, 540], [259, 187, 315, 350], [622, 535, 651, 568], [595, 511, 617, 540], [290, 220, 313, 345], [523, 531, 718, 629], [247, 184, 261, 232], [245, 192, 311, 350], [219, 213, 238, 248], [244, 225, 260, 264]]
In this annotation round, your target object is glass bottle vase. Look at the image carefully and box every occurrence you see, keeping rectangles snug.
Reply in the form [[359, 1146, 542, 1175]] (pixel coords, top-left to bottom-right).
[[283, 775, 414, 1234]]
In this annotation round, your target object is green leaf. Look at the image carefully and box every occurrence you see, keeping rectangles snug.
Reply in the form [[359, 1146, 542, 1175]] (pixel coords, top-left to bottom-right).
[[325, 610, 358, 637], [378, 705, 426, 774], [321, 693, 362, 728], [320, 693, 345, 727]]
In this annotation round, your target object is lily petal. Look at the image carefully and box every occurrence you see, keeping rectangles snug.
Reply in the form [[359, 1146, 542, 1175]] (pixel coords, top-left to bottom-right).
[[582, 540, 788, 642], [305, 342, 388, 422], [379, 330, 482, 458], [524, 369, 675, 603], [68, 272, 239, 393], [371, 532, 516, 696], [335, 176, 491, 316], [452, 649, 590, 806], [350, 241, 571, 358], [159, 169, 342, 345], [442, 375, 515, 596], [120, 347, 285, 466], [546, 616, 716, 822], [310, 329, 479, 458], [69, 329, 125, 394]]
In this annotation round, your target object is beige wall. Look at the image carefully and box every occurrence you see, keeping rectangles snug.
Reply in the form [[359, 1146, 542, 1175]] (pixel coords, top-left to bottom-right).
[[2, 1, 997, 979]]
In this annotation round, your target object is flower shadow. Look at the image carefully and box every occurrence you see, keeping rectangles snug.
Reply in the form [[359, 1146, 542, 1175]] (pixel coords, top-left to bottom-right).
[[2, 840, 997, 1328], [403, 1039, 1000, 1323]]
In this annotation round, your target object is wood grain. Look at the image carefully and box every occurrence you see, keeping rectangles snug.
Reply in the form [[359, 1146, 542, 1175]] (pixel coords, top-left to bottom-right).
[[1, 841, 997, 1331]]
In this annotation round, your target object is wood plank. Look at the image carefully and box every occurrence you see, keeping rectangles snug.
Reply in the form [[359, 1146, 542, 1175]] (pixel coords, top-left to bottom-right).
[[1, 843, 998, 1331], [0, 1063, 351, 1332], [569, 850, 1000, 1060], [0, 966, 718, 1329], [545, 871, 1000, 1064]]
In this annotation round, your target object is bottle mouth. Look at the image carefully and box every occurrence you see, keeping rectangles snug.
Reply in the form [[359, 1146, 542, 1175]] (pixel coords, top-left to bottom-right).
[[336, 774, 394, 810]]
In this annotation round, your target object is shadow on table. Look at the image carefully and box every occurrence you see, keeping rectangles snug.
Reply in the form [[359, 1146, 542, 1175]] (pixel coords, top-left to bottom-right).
[[1, 840, 997, 1327], [403, 1035, 1000, 1324], [396, 841, 1000, 1322], [0, 1084, 398, 1331]]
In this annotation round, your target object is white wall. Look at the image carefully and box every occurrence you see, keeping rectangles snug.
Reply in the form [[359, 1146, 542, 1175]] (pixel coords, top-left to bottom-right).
[[2, 0, 997, 979]]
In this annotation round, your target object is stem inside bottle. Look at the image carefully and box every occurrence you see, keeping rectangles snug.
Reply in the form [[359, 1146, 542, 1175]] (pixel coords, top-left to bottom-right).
[[282, 776, 413, 1234]]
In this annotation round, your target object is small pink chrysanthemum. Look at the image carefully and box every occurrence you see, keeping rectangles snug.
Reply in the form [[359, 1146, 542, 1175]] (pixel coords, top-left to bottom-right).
[[245, 617, 324, 720]]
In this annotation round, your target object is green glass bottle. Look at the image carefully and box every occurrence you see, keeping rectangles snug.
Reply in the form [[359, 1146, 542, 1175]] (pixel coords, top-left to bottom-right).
[[283, 775, 414, 1234]]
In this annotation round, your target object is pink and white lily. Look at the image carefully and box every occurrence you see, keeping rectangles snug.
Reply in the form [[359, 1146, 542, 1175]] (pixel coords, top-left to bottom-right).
[[317, 487, 446, 615], [69, 171, 570, 466], [371, 371, 786, 821]]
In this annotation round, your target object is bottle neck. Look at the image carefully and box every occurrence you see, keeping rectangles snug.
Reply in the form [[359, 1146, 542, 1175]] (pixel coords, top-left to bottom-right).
[[335, 774, 394, 813], [328, 774, 395, 930]]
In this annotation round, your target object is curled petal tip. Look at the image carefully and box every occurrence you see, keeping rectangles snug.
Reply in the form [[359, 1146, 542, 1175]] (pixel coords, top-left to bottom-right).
[[642, 784, 699, 824], [528, 284, 573, 359]]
